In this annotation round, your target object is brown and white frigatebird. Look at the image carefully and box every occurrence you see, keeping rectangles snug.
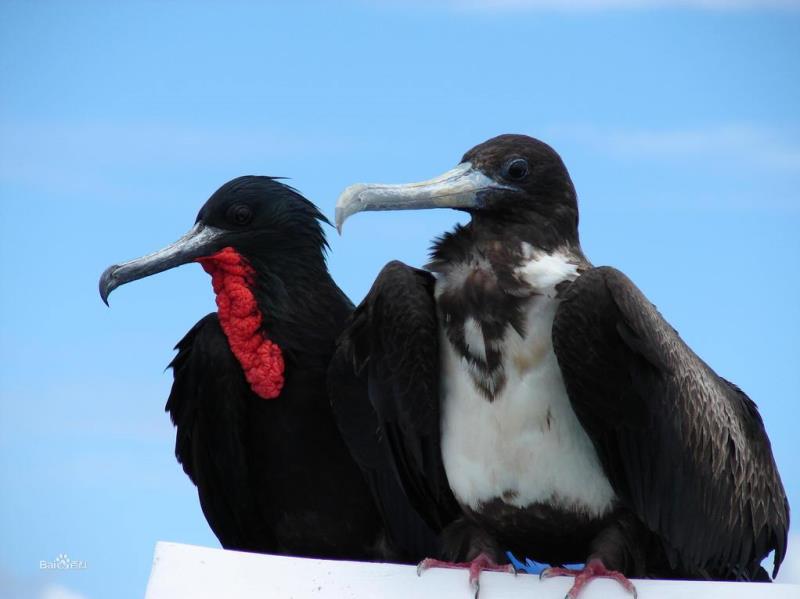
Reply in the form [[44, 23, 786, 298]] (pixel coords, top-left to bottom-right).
[[332, 135, 789, 597], [99, 176, 437, 562]]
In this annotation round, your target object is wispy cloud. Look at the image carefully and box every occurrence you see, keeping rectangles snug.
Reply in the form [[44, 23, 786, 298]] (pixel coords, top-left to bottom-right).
[[40, 584, 91, 599], [394, 0, 800, 12], [0, 119, 356, 196], [0, 568, 91, 599], [0, 380, 173, 443], [551, 122, 800, 172]]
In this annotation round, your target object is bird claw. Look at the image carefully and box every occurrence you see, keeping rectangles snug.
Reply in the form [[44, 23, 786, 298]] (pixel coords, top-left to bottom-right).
[[415, 553, 515, 599], [416, 561, 424, 577], [540, 560, 637, 599], [471, 578, 480, 599]]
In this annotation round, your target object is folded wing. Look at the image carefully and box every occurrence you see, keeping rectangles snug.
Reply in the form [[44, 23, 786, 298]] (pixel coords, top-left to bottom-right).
[[552, 267, 788, 579]]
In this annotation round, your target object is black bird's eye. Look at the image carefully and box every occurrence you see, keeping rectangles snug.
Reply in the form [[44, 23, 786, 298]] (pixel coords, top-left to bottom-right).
[[504, 158, 529, 181], [227, 203, 253, 226]]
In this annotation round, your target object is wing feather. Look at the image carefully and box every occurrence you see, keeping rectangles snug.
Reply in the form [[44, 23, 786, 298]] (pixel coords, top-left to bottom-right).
[[166, 313, 273, 550], [330, 261, 460, 540], [553, 267, 788, 579]]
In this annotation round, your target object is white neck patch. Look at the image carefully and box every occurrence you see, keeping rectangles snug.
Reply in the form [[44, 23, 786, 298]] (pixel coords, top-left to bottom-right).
[[514, 244, 580, 295]]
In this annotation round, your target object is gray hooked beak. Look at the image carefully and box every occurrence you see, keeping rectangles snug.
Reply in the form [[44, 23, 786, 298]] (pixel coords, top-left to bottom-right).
[[334, 161, 513, 233], [99, 222, 226, 306]]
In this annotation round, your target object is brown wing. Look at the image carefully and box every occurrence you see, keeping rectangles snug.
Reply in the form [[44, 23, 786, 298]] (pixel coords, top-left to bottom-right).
[[553, 266, 788, 579]]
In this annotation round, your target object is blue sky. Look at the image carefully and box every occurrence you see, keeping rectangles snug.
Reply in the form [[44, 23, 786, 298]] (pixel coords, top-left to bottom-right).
[[1, 1, 798, 597]]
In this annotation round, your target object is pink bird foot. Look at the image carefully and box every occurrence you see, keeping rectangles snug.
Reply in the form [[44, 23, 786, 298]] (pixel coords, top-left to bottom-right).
[[540, 558, 637, 599], [417, 552, 516, 599]]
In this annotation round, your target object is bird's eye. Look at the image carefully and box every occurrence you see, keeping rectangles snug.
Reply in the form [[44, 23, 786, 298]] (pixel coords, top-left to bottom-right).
[[227, 204, 253, 226], [504, 158, 529, 181]]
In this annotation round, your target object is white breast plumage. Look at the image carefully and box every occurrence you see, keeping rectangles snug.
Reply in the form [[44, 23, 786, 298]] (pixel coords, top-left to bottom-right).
[[438, 246, 616, 517]]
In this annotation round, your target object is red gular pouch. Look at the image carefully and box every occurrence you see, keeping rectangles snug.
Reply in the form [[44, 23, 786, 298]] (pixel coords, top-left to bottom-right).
[[197, 247, 285, 399]]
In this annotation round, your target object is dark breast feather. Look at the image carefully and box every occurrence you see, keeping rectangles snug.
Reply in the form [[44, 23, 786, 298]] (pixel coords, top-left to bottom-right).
[[552, 266, 789, 579], [166, 313, 273, 550], [330, 261, 461, 538]]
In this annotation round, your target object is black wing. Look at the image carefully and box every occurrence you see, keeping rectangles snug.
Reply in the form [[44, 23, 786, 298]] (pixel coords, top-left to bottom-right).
[[166, 313, 273, 551], [329, 261, 460, 552], [553, 266, 789, 579]]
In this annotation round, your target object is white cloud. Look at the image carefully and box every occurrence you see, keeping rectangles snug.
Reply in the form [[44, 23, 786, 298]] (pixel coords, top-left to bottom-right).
[[404, 0, 800, 12], [39, 584, 91, 599], [550, 122, 800, 172], [0, 118, 357, 196], [0, 569, 91, 599], [775, 534, 800, 584]]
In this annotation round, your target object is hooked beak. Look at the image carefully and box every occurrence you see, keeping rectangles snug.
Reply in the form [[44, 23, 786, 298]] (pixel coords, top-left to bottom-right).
[[334, 161, 513, 233], [99, 222, 226, 305]]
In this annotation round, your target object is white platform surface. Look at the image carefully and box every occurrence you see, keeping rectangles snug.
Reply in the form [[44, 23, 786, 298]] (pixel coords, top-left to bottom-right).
[[145, 541, 800, 599]]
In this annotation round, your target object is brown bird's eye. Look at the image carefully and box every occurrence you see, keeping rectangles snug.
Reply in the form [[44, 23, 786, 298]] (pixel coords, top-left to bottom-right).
[[504, 158, 529, 181], [227, 203, 253, 226]]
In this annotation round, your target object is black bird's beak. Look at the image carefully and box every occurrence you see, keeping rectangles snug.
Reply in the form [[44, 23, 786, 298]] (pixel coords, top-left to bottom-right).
[[99, 222, 226, 305], [334, 161, 513, 232]]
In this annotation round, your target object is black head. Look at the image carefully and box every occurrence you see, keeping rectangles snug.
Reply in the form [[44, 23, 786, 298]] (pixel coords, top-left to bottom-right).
[[99, 176, 330, 304], [195, 176, 330, 255], [335, 134, 579, 247]]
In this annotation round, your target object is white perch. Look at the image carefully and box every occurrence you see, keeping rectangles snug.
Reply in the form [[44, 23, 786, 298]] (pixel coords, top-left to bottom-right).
[[146, 541, 799, 599]]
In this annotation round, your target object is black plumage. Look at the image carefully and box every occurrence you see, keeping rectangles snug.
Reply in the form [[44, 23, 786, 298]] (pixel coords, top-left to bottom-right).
[[331, 134, 789, 589], [329, 262, 460, 538], [99, 176, 432, 561], [552, 266, 788, 579]]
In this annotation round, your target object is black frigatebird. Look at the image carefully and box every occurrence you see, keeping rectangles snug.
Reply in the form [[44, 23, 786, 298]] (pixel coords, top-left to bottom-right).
[[332, 135, 789, 596], [99, 176, 436, 561]]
